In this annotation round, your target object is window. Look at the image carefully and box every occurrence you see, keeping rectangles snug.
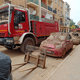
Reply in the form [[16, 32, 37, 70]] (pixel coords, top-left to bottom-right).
[[58, 0, 60, 5], [58, 10, 59, 15], [14, 10, 25, 29], [61, 11, 62, 16], [65, 12, 67, 18], [66, 35, 71, 40], [61, 2, 62, 7], [55, 0, 57, 3], [65, 3, 67, 8], [55, 8, 57, 14], [58, 19, 59, 23], [0, 11, 8, 25], [20, 12, 25, 23]]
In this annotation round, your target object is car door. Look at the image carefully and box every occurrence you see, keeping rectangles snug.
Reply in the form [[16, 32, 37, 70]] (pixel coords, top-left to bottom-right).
[[13, 10, 29, 37], [66, 34, 71, 51]]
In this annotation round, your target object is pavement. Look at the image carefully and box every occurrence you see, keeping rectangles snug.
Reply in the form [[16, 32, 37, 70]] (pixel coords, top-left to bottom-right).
[[44, 45, 80, 80]]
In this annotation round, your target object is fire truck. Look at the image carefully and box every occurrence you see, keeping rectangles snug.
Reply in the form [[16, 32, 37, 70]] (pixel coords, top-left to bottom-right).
[[0, 3, 59, 53]]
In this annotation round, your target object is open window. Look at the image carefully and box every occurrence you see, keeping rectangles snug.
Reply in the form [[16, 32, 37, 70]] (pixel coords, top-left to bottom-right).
[[14, 10, 26, 29]]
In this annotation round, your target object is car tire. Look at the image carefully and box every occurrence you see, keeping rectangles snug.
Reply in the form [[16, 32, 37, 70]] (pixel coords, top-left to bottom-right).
[[62, 49, 66, 57], [20, 37, 35, 53]]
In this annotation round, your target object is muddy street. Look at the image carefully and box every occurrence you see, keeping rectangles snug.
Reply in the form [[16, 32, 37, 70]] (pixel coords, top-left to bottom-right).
[[0, 45, 78, 80]]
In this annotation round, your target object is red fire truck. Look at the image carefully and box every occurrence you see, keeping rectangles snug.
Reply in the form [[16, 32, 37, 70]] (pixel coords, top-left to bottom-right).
[[0, 3, 59, 53]]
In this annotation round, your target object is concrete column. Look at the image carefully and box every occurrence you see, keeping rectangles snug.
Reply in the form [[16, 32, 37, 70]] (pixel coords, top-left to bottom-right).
[[39, 0, 41, 19]]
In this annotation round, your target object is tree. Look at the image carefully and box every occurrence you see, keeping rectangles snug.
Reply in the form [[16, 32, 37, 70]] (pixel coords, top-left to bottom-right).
[[69, 21, 75, 27], [70, 25, 75, 29]]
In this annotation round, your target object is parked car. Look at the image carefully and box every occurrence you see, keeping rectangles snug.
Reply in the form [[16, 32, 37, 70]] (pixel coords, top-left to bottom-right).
[[40, 32, 73, 57], [69, 32, 80, 45], [0, 52, 12, 80]]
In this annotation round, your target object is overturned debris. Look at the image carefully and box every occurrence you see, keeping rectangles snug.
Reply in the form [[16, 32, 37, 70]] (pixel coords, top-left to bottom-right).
[[69, 32, 80, 45]]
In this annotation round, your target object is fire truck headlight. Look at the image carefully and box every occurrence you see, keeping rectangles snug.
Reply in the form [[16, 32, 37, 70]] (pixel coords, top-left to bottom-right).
[[6, 40, 14, 43]]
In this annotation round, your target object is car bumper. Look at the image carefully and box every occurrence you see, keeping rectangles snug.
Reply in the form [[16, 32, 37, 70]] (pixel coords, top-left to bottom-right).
[[0, 38, 14, 46], [46, 49, 63, 57]]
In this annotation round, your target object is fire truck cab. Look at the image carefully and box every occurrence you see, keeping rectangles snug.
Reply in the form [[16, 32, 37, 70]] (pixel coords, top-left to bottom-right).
[[0, 3, 59, 53]]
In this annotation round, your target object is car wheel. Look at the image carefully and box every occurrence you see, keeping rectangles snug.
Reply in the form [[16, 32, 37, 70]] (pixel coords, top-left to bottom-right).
[[62, 49, 66, 57], [20, 37, 35, 53]]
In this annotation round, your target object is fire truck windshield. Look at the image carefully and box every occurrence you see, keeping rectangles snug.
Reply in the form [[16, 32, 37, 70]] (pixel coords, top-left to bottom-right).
[[0, 12, 8, 20], [0, 7, 12, 25]]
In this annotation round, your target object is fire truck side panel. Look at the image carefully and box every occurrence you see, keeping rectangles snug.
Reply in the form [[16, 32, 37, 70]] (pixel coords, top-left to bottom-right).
[[31, 21, 59, 37]]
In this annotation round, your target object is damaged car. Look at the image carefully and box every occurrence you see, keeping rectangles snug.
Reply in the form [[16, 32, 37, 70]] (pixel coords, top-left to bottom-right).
[[69, 32, 80, 45], [40, 32, 73, 57]]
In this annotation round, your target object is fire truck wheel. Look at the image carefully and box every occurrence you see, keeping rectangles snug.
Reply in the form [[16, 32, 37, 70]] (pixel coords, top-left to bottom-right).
[[20, 37, 35, 53]]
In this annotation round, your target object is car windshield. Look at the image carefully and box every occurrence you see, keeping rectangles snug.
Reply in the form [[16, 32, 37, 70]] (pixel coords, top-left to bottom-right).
[[59, 36, 65, 41], [47, 33, 66, 42]]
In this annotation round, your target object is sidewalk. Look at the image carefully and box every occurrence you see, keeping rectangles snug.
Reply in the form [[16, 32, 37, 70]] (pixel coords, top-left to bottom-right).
[[44, 45, 80, 80]]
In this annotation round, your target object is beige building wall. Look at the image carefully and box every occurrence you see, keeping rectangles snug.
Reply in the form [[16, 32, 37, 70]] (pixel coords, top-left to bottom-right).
[[0, 0, 25, 7], [53, 0, 64, 31], [12, 0, 25, 7], [0, 0, 4, 5]]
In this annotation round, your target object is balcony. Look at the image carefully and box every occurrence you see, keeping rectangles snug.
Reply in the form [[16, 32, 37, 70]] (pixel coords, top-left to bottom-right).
[[67, 17, 70, 21], [60, 23, 64, 27], [41, 2, 47, 9], [60, 14, 64, 18], [27, 0, 39, 8], [53, 10, 57, 14], [30, 14, 39, 21], [65, 24, 67, 27], [48, 6, 52, 12], [67, 9, 69, 12]]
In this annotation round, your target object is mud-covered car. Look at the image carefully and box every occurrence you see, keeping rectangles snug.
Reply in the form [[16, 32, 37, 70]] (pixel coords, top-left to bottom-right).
[[40, 32, 73, 57], [0, 52, 12, 80], [69, 32, 80, 45]]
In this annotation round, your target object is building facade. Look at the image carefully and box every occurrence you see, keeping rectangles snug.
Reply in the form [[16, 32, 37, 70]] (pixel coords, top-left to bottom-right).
[[60, 2, 71, 33], [77, 21, 80, 28], [0, 0, 71, 33]]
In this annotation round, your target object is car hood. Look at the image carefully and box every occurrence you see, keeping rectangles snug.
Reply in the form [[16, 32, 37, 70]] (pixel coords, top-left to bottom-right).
[[41, 41, 63, 49]]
